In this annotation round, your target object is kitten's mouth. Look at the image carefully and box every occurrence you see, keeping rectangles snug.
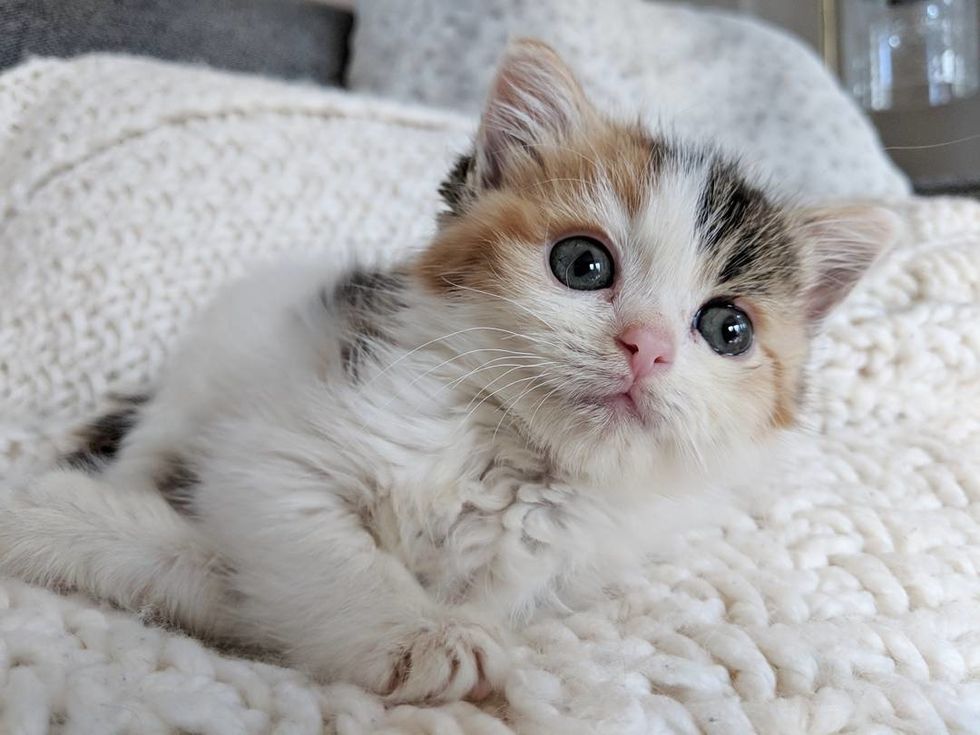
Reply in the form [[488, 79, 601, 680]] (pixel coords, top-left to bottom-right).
[[571, 380, 659, 430], [608, 391, 640, 418], [604, 387, 651, 427]]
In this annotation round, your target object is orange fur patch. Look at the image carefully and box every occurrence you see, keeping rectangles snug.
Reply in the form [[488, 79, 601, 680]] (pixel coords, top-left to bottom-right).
[[415, 121, 658, 295], [756, 312, 807, 430], [762, 346, 796, 429]]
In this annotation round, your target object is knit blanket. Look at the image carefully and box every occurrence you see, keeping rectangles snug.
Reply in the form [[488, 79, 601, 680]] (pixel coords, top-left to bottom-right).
[[1, 55, 979, 735]]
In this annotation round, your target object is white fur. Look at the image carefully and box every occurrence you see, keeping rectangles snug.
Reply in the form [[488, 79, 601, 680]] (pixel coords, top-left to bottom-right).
[[0, 43, 864, 703], [0, 255, 742, 701]]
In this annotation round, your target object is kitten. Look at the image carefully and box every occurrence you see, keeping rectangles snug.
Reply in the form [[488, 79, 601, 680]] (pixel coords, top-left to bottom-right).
[[0, 40, 896, 703]]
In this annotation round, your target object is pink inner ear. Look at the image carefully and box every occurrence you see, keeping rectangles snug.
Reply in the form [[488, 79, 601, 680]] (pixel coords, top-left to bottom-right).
[[806, 267, 863, 322], [800, 205, 900, 323]]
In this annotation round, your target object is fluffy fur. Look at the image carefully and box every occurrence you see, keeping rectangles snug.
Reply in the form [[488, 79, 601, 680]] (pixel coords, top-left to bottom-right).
[[0, 40, 897, 704]]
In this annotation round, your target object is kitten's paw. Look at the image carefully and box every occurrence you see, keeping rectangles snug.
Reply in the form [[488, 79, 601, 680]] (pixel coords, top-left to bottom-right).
[[382, 620, 508, 704]]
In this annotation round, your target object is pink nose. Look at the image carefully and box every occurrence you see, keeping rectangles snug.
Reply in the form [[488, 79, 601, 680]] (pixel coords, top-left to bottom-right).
[[617, 325, 674, 381]]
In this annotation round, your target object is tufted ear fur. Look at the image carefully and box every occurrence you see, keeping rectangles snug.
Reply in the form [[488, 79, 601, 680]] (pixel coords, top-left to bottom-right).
[[473, 38, 597, 189], [439, 39, 598, 218], [798, 204, 901, 322]]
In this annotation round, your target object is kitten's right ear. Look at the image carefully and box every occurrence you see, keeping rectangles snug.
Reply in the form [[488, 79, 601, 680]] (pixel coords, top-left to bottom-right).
[[473, 38, 596, 190]]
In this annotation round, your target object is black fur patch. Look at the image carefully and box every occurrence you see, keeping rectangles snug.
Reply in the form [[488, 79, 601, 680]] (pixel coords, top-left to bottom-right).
[[696, 160, 799, 293], [329, 269, 406, 382], [155, 452, 199, 516], [334, 270, 405, 315], [62, 394, 149, 472], [339, 326, 390, 382], [438, 153, 475, 217], [645, 134, 671, 177], [697, 160, 763, 255]]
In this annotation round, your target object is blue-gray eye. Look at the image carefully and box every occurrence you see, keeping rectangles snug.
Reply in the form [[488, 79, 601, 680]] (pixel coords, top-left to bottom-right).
[[549, 237, 614, 291], [695, 301, 753, 356]]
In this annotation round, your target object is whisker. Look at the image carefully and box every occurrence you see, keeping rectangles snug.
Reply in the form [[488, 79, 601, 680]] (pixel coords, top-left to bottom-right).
[[438, 278, 562, 332], [526, 382, 564, 430], [460, 373, 548, 428], [446, 358, 552, 392], [464, 362, 557, 412], [366, 355, 546, 427], [491, 373, 555, 442], [444, 363, 553, 411], [364, 325, 548, 386], [406, 347, 540, 390], [884, 132, 980, 151]]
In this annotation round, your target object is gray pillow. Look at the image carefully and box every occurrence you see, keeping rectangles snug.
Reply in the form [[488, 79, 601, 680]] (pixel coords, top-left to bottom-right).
[[348, 0, 911, 203]]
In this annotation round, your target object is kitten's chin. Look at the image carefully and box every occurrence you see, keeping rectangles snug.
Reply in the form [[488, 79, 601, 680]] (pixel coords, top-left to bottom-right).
[[547, 434, 677, 494], [537, 413, 668, 487], [546, 428, 771, 505], [534, 396, 761, 495], [511, 389, 667, 484]]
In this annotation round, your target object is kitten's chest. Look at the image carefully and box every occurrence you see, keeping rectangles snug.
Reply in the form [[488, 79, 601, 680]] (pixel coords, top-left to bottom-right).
[[372, 450, 619, 614]]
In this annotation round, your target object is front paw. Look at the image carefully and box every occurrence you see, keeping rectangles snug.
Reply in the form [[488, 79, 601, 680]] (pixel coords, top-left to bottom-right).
[[381, 619, 508, 704]]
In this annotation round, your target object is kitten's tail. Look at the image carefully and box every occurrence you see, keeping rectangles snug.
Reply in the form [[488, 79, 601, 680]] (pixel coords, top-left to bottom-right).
[[0, 468, 231, 637]]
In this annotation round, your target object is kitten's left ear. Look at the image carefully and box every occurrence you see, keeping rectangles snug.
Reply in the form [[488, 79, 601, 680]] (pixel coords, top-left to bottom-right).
[[798, 204, 902, 322], [473, 38, 596, 189]]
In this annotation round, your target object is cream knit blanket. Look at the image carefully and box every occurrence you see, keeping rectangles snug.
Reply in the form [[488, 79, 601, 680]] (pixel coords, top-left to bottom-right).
[[1, 55, 979, 734]]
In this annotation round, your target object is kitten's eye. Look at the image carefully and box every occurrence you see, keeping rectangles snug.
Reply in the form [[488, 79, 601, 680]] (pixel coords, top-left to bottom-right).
[[549, 236, 614, 291], [695, 301, 753, 356]]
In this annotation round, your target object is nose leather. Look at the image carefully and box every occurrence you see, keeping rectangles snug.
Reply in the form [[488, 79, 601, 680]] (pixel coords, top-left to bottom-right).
[[617, 324, 675, 381]]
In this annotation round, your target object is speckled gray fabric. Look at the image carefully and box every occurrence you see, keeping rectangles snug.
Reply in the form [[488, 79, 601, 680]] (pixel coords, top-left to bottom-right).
[[0, 0, 352, 85], [347, 0, 911, 204]]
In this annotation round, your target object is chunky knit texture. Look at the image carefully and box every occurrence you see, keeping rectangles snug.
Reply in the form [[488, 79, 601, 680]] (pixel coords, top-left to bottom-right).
[[1, 55, 979, 734], [347, 0, 910, 204]]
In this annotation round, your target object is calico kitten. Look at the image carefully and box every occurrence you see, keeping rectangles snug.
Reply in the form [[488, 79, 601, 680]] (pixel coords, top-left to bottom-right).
[[0, 40, 896, 703]]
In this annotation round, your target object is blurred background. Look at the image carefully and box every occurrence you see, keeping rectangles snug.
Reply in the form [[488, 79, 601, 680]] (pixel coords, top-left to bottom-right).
[[1, 0, 976, 196], [692, 0, 979, 196]]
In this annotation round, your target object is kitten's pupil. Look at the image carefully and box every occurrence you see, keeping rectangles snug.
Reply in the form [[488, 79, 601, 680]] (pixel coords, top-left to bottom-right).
[[573, 252, 600, 278], [721, 314, 745, 343]]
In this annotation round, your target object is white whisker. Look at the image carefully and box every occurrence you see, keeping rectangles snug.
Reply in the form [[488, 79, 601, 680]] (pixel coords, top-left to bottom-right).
[[365, 325, 548, 385], [491, 373, 554, 441], [460, 373, 548, 428], [438, 278, 562, 333]]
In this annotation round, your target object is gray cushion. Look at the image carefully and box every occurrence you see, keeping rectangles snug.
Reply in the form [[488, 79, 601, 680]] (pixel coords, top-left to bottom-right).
[[0, 0, 352, 85]]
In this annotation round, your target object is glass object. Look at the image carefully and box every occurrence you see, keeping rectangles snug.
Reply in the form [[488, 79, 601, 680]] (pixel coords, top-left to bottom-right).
[[839, 0, 980, 110]]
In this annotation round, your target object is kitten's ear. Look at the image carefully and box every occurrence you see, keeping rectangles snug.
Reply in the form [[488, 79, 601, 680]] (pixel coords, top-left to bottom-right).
[[798, 204, 902, 322], [474, 38, 595, 188]]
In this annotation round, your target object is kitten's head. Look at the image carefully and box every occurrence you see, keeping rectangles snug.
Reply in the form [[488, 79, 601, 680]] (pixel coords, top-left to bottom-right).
[[415, 39, 897, 484]]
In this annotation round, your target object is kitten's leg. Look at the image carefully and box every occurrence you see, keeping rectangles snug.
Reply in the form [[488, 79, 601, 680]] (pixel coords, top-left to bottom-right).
[[0, 470, 508, 701], [211, 485, 508, 703], [0, 468, 230, 637]]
